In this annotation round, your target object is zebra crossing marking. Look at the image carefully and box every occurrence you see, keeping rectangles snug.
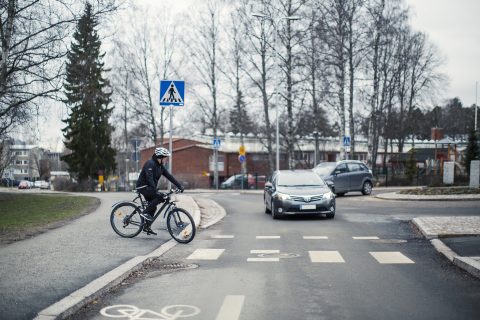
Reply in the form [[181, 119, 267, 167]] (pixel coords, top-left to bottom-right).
[[215, 295, 245, 320], [211, 235, 235, 239], [250, 250, 280, 254], [353, 236, 380, 240], [309, 251, 346, 263], [186, 249, 225, 260], [247, 257, 280, 262], [369, 251, 415, 264], [256, 236, 281, 239], [303, 236, 329, 240]]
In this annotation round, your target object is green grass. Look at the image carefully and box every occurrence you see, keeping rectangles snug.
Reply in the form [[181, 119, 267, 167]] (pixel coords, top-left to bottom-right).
[[0, 193, 99, 235]]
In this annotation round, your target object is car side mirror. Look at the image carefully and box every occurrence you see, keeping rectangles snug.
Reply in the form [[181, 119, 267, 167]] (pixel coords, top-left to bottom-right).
[[265, 182, 273, 190], [326, 180, 334, 191]]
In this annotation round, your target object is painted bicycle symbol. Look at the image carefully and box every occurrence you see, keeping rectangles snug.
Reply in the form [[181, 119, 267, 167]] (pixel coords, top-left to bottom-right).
[[100, 304, 200, 319]]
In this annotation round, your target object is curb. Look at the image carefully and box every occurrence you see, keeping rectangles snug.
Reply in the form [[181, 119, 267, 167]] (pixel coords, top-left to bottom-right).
[[413, 220, 480, 280], [34, 195, 202, 320], [197, 198, 226, 229], [375, 192, 480, 201]]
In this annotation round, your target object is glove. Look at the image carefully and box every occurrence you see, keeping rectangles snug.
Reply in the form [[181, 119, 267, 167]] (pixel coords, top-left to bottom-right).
[[156, 192, 167, 199]]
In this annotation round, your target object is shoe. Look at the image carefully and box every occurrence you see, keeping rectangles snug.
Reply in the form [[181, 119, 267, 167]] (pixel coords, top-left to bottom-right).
[[143, 226, 157, 235], [140, 212, 153, 222]]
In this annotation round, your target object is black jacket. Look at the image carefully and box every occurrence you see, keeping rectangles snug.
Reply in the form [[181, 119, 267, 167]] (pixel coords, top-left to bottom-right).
[[136, 157, 182, 191]]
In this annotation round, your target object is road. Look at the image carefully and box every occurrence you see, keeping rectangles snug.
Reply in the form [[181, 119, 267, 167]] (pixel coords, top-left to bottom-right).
[[72, 192, 480, 320]]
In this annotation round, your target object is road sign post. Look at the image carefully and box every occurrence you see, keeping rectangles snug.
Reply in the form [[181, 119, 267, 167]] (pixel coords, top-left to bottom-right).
[[160, 80, 185, 189]]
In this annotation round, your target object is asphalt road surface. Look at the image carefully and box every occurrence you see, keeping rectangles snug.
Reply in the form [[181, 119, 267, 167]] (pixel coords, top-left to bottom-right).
[[72, 192, 480, 320]]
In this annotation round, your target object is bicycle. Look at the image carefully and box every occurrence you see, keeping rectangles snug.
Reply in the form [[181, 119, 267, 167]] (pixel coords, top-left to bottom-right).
[[110, 188, 196, 243]]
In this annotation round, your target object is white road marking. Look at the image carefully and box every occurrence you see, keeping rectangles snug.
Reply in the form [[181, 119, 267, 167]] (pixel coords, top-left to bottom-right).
[[369, 251, 415, 264], [186, 249, 225, 260], [247, 257, 280, 262], [211, 235, 235, 239], [303, 236, 329, 240], [309, 251, 346, 263], [353, 236, 380, 240], [256, 236, 281, 239], [250, 250, 280, 254], [215, 295, 245, 320]]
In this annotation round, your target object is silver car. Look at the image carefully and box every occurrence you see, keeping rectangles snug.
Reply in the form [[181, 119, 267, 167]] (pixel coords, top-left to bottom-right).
[[264, 170, 336, 219], [313, 160, 373, 196]]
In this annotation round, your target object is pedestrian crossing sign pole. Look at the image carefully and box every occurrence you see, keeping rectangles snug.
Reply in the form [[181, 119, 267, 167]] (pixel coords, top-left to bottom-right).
[[160, 80, 185, 189]]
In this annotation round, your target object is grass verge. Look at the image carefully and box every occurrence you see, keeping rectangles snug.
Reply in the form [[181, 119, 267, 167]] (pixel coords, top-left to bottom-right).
[[0, 192, 100, 244]]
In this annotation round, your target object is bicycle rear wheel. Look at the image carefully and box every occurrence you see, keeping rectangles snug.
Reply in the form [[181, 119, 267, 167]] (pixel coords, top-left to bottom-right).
[[110, 203, 144, 238], [166, 208, 196, 243]]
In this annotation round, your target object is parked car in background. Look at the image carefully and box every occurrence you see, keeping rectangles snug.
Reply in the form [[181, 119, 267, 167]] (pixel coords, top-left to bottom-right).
[[220, 174, 266, 189], [34, 180, 50, 189], [18, 180, 31, 189], [313, 160, 373, 196], [264, 170, 335, 219]]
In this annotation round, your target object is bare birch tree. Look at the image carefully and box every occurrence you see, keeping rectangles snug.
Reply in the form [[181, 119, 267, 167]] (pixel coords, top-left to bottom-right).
[[239, 0, 277, 173], [111, 6, 178, 146]]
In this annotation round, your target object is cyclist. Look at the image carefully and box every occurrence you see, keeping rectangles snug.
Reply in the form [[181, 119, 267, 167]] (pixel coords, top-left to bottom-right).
[[136, 147, 184, 235]]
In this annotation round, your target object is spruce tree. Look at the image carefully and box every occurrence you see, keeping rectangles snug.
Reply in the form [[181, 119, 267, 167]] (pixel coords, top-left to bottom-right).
[[62, 3, 116, 185], [463, 128, 480, 175]]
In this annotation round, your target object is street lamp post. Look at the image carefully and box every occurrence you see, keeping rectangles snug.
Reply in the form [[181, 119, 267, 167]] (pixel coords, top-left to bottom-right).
[[475, 81, 478, 131], [252, 13, 301, 172]]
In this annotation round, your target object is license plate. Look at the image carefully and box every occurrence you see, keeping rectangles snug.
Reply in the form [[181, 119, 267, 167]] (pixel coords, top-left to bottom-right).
[[300, 204, 316, 210]]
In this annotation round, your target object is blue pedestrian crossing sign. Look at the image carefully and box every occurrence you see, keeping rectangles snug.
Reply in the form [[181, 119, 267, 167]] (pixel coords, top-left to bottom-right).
[[343, 136, 351, 147], [160, 80, 184, 107], [213, 138, 221, 149]]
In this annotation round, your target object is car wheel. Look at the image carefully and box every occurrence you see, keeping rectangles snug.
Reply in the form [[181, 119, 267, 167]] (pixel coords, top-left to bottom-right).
[[362, 181, 373, 195], [336, 193, 345, 197], [271, 202, 278, 219]]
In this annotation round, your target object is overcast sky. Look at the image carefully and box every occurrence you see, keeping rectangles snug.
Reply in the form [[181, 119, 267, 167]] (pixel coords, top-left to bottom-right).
[[405, 0, 480, 106], [35, 0, 479, 151]]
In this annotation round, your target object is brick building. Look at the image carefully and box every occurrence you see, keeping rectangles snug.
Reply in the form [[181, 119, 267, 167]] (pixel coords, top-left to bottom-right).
[[139, 137, 275, 188]]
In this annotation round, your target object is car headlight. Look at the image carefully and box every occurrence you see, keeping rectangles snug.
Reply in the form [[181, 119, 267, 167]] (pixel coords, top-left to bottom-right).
[[322, 192, 334, 200], [276, 192, 290, 201]]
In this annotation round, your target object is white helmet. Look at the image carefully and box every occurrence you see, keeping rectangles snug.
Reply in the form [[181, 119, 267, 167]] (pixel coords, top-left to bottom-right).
[[154, 147, 170, 158]]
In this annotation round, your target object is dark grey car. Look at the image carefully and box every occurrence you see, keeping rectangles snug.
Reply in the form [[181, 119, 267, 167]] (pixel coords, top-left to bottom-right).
[[264, 170, 336, 219], [313, 160, 373, 196]]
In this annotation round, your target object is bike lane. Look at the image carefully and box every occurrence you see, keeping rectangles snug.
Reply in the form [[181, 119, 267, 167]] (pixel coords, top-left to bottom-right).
[[0, 192, 198, 320]]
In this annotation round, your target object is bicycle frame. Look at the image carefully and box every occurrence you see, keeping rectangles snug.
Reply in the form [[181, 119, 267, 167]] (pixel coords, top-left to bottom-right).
[[133, 191, 177, 226]]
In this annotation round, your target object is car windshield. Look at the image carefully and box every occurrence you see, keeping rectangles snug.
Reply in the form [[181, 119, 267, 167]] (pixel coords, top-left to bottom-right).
[[224, 176, 236, 184], [277, 171, 326, 187], [313, 163, 336, 176]]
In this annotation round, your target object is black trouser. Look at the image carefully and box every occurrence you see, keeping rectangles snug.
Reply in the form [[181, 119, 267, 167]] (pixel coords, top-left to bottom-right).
[[139, 188, 164, 216]]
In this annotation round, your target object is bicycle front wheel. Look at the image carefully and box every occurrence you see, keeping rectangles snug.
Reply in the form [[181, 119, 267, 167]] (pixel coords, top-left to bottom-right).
[[110, 203, 144, 238], [167, 208, 196, 243]]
